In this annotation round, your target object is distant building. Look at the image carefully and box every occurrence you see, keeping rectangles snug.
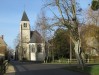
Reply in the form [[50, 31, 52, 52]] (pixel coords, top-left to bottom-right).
[[0, 35, 7, 59], [16, 11, 45, 61]]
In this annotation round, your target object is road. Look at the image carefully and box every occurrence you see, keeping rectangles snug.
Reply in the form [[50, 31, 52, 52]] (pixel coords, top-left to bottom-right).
[[5, 61, 88, 75]]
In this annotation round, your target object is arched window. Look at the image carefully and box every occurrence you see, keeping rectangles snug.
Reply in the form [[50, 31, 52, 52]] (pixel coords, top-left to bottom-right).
[[37, 44, 42, 52], [32, 45, 35, 52]]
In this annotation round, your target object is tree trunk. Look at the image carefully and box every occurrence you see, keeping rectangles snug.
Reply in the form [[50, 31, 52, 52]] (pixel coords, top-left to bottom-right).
[[74, 40, 84, 69]]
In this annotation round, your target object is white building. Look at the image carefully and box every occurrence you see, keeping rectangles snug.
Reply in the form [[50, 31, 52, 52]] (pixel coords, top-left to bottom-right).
[[17, 11, 45, 61]]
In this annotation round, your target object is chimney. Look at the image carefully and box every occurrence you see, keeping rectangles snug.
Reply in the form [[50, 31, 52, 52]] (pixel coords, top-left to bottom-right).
[[2, 35, 4, 39]]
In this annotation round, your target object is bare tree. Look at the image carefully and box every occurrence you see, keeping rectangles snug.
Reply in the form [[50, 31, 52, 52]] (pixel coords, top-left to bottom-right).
[[85, 7, 99, 25], [35, 10, 52, 61], [14, 33, 28, 60], [13, 33, 20, 49], [44, 0, 84, 68], [36, 11, 47, 39]]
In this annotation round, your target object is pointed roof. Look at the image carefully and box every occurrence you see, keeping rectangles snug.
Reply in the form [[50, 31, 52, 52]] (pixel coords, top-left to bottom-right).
[[30, 31, 43, 43], [21, 11, 29, 21], [0, 37, 7, 47]]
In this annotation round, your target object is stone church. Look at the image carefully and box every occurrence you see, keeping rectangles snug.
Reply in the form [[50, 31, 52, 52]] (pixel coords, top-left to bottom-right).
[[17, 11, 45, 61]]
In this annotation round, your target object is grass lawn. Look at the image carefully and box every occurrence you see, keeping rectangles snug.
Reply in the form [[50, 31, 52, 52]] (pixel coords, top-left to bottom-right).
[[64, 65, 99, 75]]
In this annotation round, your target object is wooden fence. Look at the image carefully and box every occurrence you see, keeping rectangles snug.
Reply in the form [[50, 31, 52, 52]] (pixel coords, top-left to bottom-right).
[[51, 58, 99, 64]]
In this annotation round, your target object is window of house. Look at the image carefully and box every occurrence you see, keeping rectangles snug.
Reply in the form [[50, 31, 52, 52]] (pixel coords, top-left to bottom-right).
[[37, 44, 42, 52], [24, 23, 27, 27]]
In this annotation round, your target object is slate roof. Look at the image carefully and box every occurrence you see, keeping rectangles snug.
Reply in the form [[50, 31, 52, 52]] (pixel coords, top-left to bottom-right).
[[30, 31, 43, 43], [21, 11, 29, 21]]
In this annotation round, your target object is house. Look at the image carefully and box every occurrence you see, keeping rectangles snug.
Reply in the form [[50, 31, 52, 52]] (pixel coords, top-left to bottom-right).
[[17, 11, 45, 61], [0, 35, 7, 59]]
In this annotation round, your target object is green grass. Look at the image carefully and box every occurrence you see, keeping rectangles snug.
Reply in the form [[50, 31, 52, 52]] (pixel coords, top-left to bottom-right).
[[90, 65, 99, 75], [64, 65, 99, 75]]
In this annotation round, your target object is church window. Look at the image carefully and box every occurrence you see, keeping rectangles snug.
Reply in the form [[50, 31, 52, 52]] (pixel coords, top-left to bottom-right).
[[32, 45, 35, 52], [37, 44, 42, 52], [24, 23, 27, 27], [29, 45, 32, 52]]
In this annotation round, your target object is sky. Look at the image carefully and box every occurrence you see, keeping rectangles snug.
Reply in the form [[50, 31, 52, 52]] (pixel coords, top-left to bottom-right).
[[0, 0, 92, 49]]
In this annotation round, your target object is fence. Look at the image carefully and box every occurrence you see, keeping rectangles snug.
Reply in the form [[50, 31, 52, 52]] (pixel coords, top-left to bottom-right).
[[51, 58, 99, 64], [0, 60, 8, 75], [67, 59, 99, 64]]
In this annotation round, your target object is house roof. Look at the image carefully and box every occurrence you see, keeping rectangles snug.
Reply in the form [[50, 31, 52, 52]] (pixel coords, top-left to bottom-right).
[[30, 31, 43, 43], [21, 11, 29, 21], [0, 37, 7, 47], [0, 37, 7, 56]]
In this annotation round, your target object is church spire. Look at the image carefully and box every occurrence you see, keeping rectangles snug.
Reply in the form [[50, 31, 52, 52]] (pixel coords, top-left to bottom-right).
[[21, 11, 29, 21]]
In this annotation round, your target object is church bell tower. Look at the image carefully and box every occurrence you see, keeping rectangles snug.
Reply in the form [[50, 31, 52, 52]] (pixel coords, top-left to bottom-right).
[[20, 11, 30, 60]]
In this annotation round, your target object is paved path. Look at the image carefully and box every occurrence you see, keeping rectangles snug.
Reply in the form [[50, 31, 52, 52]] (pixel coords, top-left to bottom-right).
[[6, 64, 16, 74], [5, 61, 88, 75]]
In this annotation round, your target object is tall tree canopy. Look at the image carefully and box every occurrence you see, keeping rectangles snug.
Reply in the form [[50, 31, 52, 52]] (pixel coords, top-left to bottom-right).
[[85, 7, 99, 25], [91, 0, 99, 10], [44, 0, 84, 67], [53, 28, 71, 58]]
